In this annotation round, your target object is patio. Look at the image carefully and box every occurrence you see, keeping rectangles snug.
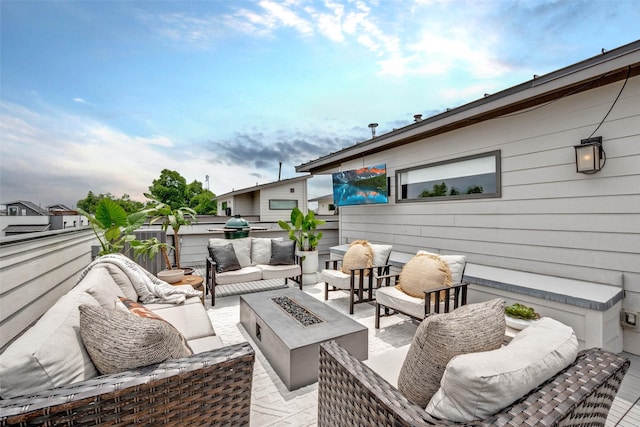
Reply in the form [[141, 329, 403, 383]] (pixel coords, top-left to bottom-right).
[[193, 266, 640, 427]]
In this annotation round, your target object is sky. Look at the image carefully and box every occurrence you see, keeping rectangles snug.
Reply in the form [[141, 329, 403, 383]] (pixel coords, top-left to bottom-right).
[[1, 0, 639, 209]]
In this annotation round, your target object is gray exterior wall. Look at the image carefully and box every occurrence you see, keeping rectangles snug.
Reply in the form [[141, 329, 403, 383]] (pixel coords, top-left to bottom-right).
[[334, 76, 640, 353]]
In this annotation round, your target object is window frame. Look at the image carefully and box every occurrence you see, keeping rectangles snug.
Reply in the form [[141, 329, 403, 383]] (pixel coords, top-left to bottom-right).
[[269, 199, 298, 210], [396, 150, 501, 203]]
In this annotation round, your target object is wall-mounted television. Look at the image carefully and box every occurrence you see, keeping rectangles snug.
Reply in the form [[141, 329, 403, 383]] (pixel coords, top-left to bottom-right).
[[332, 164, 388, 207]]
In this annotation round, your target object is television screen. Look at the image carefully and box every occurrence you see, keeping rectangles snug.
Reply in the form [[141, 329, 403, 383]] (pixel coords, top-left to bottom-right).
[[332, 164, 388, 207]]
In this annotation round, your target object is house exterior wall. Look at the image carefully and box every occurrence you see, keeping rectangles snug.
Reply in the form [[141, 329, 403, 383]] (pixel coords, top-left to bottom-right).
[[234, 193, 258, 217], [335, 76, 640, 353], [259, 180, 307, 222]]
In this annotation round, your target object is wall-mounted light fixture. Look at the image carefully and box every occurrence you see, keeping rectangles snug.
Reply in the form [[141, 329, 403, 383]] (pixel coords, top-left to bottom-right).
[[574, 136, 605, 174]]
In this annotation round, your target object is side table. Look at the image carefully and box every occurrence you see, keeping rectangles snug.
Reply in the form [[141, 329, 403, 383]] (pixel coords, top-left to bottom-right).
[[172, 274, 205, 304]]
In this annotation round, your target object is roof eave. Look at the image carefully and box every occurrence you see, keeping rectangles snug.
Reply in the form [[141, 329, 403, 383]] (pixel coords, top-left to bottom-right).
[[296, 40, 640, 174]]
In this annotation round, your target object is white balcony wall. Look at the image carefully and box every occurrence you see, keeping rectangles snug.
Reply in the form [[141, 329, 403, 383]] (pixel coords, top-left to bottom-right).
[[0, 228, 96, 349]]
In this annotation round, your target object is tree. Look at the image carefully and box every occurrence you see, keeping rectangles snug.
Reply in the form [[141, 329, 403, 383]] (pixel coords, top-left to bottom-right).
[[186, 180, 217, 214], [77, 191, 144, 214], [147, 169, 188, 210]]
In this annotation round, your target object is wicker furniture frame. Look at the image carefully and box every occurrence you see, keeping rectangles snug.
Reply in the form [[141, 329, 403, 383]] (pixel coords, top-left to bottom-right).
[[375, 271, 469, 328], [323, 260, 391, 315], [0, 342, 255, 426], [318, 340, 629, 426]]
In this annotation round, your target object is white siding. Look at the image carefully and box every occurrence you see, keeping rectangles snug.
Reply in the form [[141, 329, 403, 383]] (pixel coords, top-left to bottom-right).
[[337, 76, 640, 352], [260, 180, 307, 222]]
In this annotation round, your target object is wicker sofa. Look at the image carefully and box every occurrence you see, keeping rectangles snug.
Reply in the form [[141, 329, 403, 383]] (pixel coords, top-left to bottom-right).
[[318, 340, 629, 426], [0, 257, 256, 425]]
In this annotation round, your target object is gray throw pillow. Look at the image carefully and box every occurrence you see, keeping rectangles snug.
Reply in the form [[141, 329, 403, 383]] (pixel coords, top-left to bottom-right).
[[269, 240, 296, 265], [209, 243, 241, 273], [397, 298, 506, 407], [79, 304, 192, 375]]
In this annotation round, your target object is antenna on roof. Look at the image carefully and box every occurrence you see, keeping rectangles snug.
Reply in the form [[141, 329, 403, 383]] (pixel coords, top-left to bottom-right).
[[278, 162, 282, 181], [414, 114, 422, 122], [368, 123, 378, 138]]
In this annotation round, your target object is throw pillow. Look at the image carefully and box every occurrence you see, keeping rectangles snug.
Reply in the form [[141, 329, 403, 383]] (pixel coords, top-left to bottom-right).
[[79, 304, 192, 375], [270, 240, 296, 265], [209, 243, 242, 273], [426, 317, 578, 422], [118, 297, 193, 355], [397, 298, 506, 407], [341, 240, 373, 275], [396, 253, 452, 299], [252, 237, 281, 265]]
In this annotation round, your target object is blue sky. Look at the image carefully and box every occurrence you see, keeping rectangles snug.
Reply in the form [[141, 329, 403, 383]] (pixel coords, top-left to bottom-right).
[[1, 0, 639, 209]]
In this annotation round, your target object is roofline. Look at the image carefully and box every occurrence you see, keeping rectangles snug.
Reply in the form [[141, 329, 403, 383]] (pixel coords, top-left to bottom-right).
[[216, 175, 311, 198], [297, 40, 640, 174]]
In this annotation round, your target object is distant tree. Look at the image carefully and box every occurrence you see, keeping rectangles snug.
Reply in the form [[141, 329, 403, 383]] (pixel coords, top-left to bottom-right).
[[420, 182, 448, 198], [466, 185, 484, 194], [147, 170, 216, 214], [147, 169, 188, 210], [77, 191, 144, 214]]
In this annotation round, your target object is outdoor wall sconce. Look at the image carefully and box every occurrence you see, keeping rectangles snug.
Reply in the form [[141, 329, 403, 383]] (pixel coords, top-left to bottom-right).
[[574, 136, 605, 174]]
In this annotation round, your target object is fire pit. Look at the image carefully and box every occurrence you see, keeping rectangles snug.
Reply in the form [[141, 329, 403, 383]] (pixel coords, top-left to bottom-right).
[[240, 288, 368, 390]]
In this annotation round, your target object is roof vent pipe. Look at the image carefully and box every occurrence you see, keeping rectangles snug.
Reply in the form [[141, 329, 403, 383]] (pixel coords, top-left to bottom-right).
[[414, 114, 422, 122]]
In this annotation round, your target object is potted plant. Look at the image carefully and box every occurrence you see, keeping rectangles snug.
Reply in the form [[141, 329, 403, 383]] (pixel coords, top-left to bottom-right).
[[278, 207, 326, 275], [129, 237, 185, 283], [78, 198, 147, 256], [505, 302, 541, 330], [143, 193, 197, 269]]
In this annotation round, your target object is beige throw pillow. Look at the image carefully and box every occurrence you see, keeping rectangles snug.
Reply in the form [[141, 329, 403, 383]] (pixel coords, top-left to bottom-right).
[[341, 240, 373, 275], [397, 298, 506, 407], [396, 253, 452, 299], [79, 304, 192, 375]]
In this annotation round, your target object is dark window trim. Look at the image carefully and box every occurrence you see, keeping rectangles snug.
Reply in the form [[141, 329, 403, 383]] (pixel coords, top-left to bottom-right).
[[395, 150, 501, 203]]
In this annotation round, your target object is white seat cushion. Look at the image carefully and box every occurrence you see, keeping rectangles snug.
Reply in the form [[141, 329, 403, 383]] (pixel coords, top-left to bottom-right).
[[376, 285, 426, 319], [321, 268, 353, 289], [148, 302, 215, 341], [187, 335, 225, 354], [426, 317, 578, 422], [214, 266, 262, 284], [363, 344, 411, 388], [258, 264, 301, 280]]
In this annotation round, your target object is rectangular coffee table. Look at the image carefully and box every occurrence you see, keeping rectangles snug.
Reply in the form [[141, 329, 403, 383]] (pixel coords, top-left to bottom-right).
[[240, 287, 368, 391]]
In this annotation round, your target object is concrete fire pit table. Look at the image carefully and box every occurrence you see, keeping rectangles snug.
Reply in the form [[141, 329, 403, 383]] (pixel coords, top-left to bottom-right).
[[240, 287, 368, 391]]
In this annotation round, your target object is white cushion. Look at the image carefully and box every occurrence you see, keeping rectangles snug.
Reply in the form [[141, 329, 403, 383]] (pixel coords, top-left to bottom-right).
[[214, 266, 262, 285], [149, 302, 215, 341], [0, 291, 101, 398], [376, 285, 426, 319], [370, 244, 393, 267], [74, 267, 127, 307], [321, 269, 354, 290], [251, 237, 282, 265], [90, 262, 139, 300], [209, 237, 252, 268], [188, 335, 225, 354], [363, 344, 410, 388], [417, 251, 466, 283], [426, 317, 578, 422], [258, 264, 301, 280]]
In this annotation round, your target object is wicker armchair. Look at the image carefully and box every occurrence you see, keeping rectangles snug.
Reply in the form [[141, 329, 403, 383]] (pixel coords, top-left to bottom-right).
[[0, 342, 255, 426], [318, 340, 629, 427]]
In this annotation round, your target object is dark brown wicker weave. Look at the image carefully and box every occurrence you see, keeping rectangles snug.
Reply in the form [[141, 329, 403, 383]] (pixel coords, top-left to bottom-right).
[[0, 342, 255, 426], [318, 340, 630, 427]]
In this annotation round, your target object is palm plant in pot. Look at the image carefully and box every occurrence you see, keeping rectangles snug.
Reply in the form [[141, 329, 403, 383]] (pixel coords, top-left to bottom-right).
[[278, 207, 326, 274], [144, 193, 197, 270], [78, 198, 147, 256], [129, 237, 184, 283]]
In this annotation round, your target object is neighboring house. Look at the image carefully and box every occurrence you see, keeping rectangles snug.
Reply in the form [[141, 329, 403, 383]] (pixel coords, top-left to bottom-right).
[[297, 41, 640, 354], [1, 200, 84, 237], [216, 176, 312, 222], [309, 194, 335, 215]]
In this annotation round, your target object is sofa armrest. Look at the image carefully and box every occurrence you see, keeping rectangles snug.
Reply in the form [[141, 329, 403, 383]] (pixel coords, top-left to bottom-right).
[[318, 340, 630, 426], [0, 342, 255, 426]]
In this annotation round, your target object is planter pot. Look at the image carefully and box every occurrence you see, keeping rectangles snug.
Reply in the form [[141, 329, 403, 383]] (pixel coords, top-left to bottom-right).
[[505, 315, 540, 331], [158, 269, 185, 284], [297, 250, 319, 274]]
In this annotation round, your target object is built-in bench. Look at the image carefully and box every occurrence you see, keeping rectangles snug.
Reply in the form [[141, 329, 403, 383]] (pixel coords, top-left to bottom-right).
[[329, 244, 624, 353]]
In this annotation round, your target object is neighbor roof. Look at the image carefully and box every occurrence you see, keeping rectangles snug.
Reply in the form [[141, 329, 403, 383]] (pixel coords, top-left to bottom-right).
[[297, 40, 640, 174], [216, 175, 311, 198], [3, 200, 50, 216]]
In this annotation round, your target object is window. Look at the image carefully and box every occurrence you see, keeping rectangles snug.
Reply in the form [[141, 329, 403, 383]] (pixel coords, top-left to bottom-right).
[[397, 151, 501, 202], [269, 199, 298, 210], [8, 206, 18, 216]]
